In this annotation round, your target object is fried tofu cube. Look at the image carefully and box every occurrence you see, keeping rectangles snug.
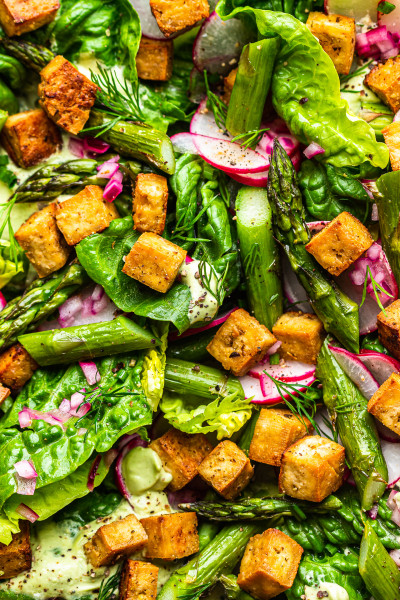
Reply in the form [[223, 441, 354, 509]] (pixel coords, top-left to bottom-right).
[[1, 109, 62, 169], [0, 0, 59, 36], [0, 344, 37, 390], [39, 56, 97, 135], [306, 12, 355, 75], [122, 232, 186, 293], [140, 513, 199, 560], [207, 309, 277, 377], [84, 514, 148, 569], [377, 300, 400, 359], [383, 122, 400, 171], [365, 55, 400, 113], [0, 384, 10, 406], [136, 38, 173, 81], [119, 560, 159, 600], [0, 522, 31, 580], [272, 312, 325, 365], [198, 440, 254, 499], [150, 428, 213, 491], [15, 203, 70, 278], [150, 0, 209, 37], [305, 212, 373, 276], [223, 68, 238, 105], [55, 185, 119, 246], [133, 173, 168, 235], [249, 409, 313, 467], [237, 528, 303, 600], [279, 436, 345, 502], [368, 373, 400, 435]]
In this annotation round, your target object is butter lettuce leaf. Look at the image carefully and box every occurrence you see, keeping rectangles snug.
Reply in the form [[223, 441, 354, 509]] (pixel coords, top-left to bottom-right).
[[142, 322, 169, 411], [216, 4, 389, 169]]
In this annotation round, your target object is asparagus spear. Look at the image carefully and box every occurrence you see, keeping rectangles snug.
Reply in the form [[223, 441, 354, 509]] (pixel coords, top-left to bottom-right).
[[317, 340, 387, 510], [166, 329, 215, 362], [219, 574, 254, 600], [237, 410, 259, 456], [267, 139, 360, 352], [376, 171, 400, 288], [1, 38, 52, 72], [359, 521, 400, 600], [198, 521, 220, 551], [0, 262, 88, 352], [18, 316, 159, 365]]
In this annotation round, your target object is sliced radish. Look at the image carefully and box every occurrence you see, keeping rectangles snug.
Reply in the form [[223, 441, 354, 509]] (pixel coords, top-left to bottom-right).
[[192, 133, 270, 174], [192, 11, 252, 75], [376, 420, 400, 443], [328, 345, 379, 399], [229, 170, 270, 187], [171, 133, 199, 155], [132, 0, 169, 40], [191, 100, 228, 140], [358, 350, 400, 385], [381, 439, 400, 487], [169, 307, 238, 341], [378, 0, 400, 36], [281, 254, 313, 313], [325, 0, 378, 23]]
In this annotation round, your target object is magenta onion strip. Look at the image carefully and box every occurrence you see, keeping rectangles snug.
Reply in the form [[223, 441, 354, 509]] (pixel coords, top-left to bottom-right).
[[16, 503, 39, 523], [168, 307, 238, 341]]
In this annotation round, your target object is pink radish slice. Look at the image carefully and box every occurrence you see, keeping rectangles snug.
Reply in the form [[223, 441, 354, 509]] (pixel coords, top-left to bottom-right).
[[378, 0, 400, 37], [357, 350, 400, 385], [381, 439, 400, 486], [131, 0, 169, 40], [376, 420, 400, 443], [229, 170, 270, 187], [0, 291, 7, 311], [193, 11, 252, 75], [281, 254, 313, 313], [328, 345, 379, 399], [168, 307, 238, 341], [171, 133, 199, 155], [191, 100, 228, 140], [192, 133, 270, 174]]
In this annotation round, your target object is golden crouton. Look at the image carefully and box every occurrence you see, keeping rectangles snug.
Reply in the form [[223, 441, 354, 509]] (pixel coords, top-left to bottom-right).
[[84, 514, 148, 569], [365, 55, 400, 113], [377, 300, 400, 359], [0, 0, 59, 36], [150, 0, 209, 37], [0, 344, 37, 390], [305, 212, 373, 276], [0, 522, 31, 579], [0, 384, 10, 406], [207, 308, 277, 377], [55, 185, 119, 246], [368, 373, 400, 435], [136, 38, 173, 81], [383, 122, 400, 171], [133, 173, 168, 235], [150, 428, 213, 491], [122, 232, 186, 293], [238, 528, 303, 600], [1, 109, 62, 169], [39, 56, 97, 135], [272, 312, 325, 365], [140, 513, 199, 560], [279, 436, 345, 502], [119, 560, 159, 600], [306, 12, 355, 75], [223, 68, 238, 105], [249, 409, 313, 467], [15, 203, 70, 278], [198, 440, 254, 499]]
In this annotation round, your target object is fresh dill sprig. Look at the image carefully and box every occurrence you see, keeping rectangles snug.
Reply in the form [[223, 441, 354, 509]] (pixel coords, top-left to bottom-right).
[[340, 60, 373, 84], [242, 243, 262, 276], [232, 128, 269, 149], [198, 256, 229, 306], [204, 71, 227, 131], [97, 565, 122, 600], [0, 196, 19, 264], [171, 195, 218, 240], [177, 584, 211, 600], [360, 265, 394, 314]]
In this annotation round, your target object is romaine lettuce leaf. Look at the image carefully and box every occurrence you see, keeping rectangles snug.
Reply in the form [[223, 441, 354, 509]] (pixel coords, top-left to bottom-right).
[[141, 321, 169, 411]]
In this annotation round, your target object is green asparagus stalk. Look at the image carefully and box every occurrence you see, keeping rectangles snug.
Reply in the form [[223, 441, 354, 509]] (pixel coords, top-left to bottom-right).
[[166, 329, 215, 362], [164, 357, 245, 400], [359, 521, 400, 600], [267, 139, 360, 352], [0, 262, 88, 352], [237, 410, 259, 456], [317, 340, 387, 509], [376, 171, 400, 288], [1, 38, 53, 72], [226, 37, 279, 137], [236, 187, 283, 329], [18, 316, 159, 366], [198, 521, 220, 551], [219, 574, 254, 600]]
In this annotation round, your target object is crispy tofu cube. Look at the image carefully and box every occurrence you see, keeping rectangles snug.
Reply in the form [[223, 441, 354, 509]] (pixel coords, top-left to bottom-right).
[[0, 344, 37, 390], [140, 512, 199, 560], [1, 109, 62, 169], [249, 409, 313, 467], [122, 232, 186, 293], [305, 211, 373, 276], [207, 308, 277, 377], [55, 185, 119, 246], [136, 37, 173, 81], [368, 372, 400, 435], [279, 436, 345, 502], [223, 68, 238, 105], [15, 203, 70, 278], [383, 122, 400, 171], [306, 12, 355, 75], [0, 522, 31, 580], [0, 0, 59, 36], [0, 384, 10, 406], [365, 55, 400, 113], [39, 56, 97, 135], [198, 440, 254, 499], [272, 312, 325, 365], [377, 300, 400, 359], [119, 560, 159, 600], [237, 528, 303, 600], [150, 0, 209, 37], [150, 428, 213, 491], [84, 514, 148, 569], [133, 173, 168, 235]]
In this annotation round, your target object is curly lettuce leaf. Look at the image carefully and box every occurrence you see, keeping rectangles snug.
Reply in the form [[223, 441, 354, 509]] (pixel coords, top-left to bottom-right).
[[0, 239, 28, 290], [216, 4, 389, 169], [141, 321, 169, 411]]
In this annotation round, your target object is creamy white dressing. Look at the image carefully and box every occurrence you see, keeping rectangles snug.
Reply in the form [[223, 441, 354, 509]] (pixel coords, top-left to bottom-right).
[[304, 582, 350, 600], [123, 447, 172, 494], [340, 68, 381, 117], [180, 259, 219, 325]]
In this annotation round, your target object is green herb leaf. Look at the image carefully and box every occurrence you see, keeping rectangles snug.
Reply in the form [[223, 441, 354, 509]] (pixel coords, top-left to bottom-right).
[[378, 1, 396, 14]]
